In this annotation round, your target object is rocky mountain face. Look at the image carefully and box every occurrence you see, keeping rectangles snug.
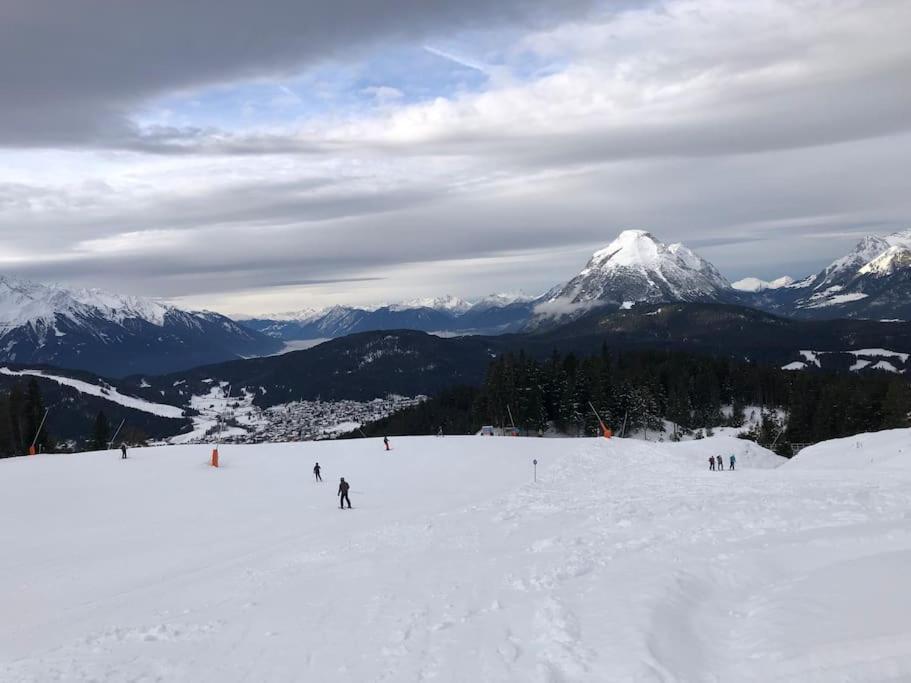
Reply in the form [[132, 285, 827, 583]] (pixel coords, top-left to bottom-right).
[[0, 276, 282, 377]]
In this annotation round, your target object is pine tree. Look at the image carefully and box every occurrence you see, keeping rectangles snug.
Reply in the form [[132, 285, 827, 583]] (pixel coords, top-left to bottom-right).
[[91, 411, 111, 451]]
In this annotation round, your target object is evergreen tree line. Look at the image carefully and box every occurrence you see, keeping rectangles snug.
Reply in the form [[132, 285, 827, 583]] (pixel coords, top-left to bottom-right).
[[0, 379, 54, 457], [355, 346, 911, 455]]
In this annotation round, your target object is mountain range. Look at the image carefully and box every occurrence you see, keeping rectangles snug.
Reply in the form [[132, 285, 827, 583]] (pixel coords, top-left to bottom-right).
[[6, 302, 909, 444], [0, 277, 282, 377], [1, 227, 910, 378], [243, 227, 911, 340]]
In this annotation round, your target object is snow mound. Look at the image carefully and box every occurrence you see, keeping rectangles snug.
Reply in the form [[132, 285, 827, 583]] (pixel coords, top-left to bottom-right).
[[789, 428, 911, 470]]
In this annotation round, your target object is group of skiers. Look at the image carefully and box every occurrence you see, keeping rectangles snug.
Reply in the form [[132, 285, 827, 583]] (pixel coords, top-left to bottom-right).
[[709, 454, 735, 471], [312, 435, 392, 509]]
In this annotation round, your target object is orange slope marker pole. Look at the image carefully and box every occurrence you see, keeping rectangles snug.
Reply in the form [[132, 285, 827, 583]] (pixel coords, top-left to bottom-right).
[[29, 408, 49, 455], [588, 402, 611, 439]]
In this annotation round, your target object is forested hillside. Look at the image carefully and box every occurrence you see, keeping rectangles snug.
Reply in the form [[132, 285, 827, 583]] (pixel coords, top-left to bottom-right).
[[354, 346, 911, 455]]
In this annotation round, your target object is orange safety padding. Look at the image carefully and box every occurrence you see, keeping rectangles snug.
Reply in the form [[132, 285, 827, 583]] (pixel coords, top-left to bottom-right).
[[211, 448, 219, 468]]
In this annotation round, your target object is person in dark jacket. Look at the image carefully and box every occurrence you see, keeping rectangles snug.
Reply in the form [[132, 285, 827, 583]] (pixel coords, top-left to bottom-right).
[[338, 477, 351, 509], [120, 443, 127, 459], [716, 454, 724, 471], [729, 454, 736, 470], [383, 436, 390, 451], [708, 456, 715, 471], [313, 462, 322, 482]]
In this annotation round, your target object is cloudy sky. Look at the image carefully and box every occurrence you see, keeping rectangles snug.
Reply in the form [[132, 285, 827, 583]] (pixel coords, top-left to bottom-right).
[[2, 0, 910, 315]]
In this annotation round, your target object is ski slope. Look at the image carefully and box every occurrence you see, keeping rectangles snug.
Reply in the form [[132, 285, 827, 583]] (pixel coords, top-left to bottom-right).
[[0, 367, 185, 418], [1, 434, 910, 681]]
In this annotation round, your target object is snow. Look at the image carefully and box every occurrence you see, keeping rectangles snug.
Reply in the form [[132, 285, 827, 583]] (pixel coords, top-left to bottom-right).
[[0, 275, 172, 330], [850, 348, 910, 362], [5, 432, 911, 680], [391, 295, 471, 314], [872, 360, 899, 373], [805, 292, 869, 308], [858, 245, 911, 277], [0, 367, 184, 418], [788, 427, 911, 470], [782, 361, 806, 370], [731, 275, 794, 292], [799, 349, 821, 367]]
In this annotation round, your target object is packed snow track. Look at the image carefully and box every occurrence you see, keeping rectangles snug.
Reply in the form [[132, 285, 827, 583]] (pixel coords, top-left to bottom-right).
[[2, 434, 910, 682]]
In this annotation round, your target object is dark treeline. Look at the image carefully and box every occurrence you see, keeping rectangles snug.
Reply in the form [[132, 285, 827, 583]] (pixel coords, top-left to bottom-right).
[[0, 379, 150, 458], [0, 378, 54, 457], [355, 346, 911, 455]]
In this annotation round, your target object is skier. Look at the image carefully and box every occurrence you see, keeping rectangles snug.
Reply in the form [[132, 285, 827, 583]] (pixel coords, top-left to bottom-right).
[[716, 454, 724, 471], [383, 435, 390, 451], [729, 454, 736, 470], [708, 456, 715, 471], [338, 477, 351, 509], [437, 426, 443, 437], [313, 462, 322, 482], [120, 443, 127, 459]]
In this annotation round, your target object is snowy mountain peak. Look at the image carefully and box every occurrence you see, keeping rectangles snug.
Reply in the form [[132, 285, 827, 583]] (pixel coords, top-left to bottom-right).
[[732, 276, 795, 293], [538, 230, 731, 317], [0, 275, 173, 330], [588, 230, 662, 270], [390, 295, 472, 314]]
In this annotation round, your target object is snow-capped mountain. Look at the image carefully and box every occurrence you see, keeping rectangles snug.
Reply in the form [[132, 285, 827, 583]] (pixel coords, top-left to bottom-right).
[[390, 295, 472, 314], [0, 276, 282, 377], [731, 276, 795, 293], [533, 230, 731, 321], [244, 293, 538, 341], [743, 229, 911, 320]]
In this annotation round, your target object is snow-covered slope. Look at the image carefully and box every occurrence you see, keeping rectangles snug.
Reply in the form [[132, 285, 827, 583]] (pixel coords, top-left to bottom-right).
[[5, 433, 911, 681], [0, 367, 184, 418], [788, 427, 911, 469], [534, 230, 731, 320], [0, 275, 281, 376]]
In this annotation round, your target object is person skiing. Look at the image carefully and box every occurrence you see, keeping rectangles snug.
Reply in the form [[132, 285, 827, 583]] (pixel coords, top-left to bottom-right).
[[120, 443, 127, 459], [338, 477, 351, 509], [383, 435, 390, 451], [708, 456, 715, 471], [313, 462, 322, 482], [716, 454, 724, 471], [437, 426, 443, 437], [729, 454, 736, 470]]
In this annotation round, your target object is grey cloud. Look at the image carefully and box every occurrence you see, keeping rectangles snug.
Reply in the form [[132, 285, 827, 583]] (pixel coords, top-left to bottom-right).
[[0, 0, 598, 148], [3, 131, 910, 306]]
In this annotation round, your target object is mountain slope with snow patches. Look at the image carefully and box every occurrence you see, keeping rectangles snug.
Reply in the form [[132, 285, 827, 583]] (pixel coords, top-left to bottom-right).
[[742, 228, 911, 320], [4, 432, 911, 681]]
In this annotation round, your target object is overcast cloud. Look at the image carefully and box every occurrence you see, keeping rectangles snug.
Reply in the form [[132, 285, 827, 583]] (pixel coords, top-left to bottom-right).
[[0, 0, 909, 315]]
